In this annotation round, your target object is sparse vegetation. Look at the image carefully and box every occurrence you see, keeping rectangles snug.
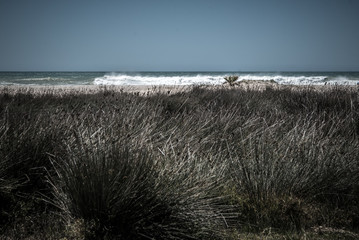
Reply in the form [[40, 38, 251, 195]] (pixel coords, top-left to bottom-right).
[[1, 85, 359, 239]]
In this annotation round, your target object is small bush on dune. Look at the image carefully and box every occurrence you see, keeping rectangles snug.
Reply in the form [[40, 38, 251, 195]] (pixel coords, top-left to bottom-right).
[[223, 76, 239, 86]]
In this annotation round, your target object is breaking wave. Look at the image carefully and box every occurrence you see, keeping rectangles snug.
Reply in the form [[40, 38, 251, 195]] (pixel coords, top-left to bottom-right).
[[94, 73, 224, 85], [94, 73, 359, 86]]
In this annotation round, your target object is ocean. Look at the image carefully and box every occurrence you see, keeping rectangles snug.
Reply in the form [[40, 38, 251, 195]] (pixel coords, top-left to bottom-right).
[[0, 72, 359, 86]]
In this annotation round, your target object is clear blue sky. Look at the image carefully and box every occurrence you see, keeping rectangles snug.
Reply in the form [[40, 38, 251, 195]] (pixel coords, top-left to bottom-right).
[[0, 0, 358, 71]]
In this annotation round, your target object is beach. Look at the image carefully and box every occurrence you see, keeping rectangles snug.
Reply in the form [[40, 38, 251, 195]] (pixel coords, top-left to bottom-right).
[[1, 71, 358, 98], [1, 71, 359, 87], [0, 80, 357, 97]]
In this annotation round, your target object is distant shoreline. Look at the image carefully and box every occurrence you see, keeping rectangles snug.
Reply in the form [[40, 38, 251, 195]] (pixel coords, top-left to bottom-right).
[[1, 72, 359, 86]]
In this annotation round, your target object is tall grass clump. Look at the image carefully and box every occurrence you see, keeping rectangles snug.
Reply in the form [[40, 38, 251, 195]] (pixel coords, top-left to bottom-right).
[[224, 86, 359, 232], [0, 90, 65, 235], [49, 129, 230, 239], [228, 117, 359, 230]]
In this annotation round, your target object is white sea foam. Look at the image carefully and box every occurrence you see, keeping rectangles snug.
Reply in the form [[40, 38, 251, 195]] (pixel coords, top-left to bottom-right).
[[94, 74, 225, 85], [92, 73, 359, 86], [236, 75, 329, 85], [18, 77, 53, 81]]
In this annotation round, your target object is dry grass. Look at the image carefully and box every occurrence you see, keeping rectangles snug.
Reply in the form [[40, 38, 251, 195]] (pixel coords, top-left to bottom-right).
[[1, 85, 359, 239]]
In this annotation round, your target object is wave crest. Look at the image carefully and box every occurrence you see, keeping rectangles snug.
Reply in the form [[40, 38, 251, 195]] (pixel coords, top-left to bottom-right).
[[93, 73, 359, 86], [94, 73, 224, 85]]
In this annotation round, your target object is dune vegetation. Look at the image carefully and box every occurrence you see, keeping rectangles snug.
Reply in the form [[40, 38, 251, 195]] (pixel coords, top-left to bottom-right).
[[1, 84, 359, 239]]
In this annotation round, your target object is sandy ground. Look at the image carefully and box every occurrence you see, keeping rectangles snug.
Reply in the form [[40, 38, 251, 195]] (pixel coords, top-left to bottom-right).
[[0, 84, 194, 95]]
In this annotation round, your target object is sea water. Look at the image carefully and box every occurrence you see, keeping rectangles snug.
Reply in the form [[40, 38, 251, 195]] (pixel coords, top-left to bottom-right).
[[0, 72, 358, 86]]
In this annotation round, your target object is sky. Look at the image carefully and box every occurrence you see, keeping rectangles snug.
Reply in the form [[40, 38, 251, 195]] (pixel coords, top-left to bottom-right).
[[0, 0, 359, 71]]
